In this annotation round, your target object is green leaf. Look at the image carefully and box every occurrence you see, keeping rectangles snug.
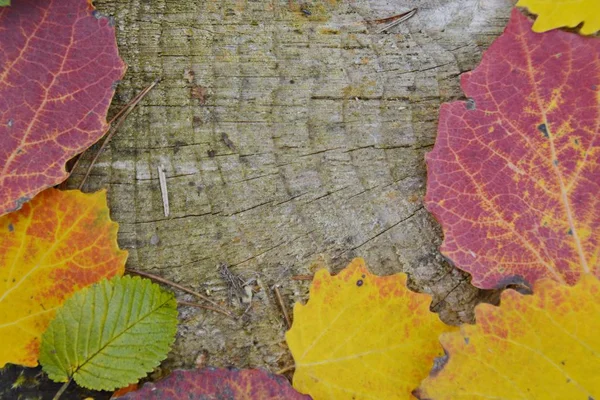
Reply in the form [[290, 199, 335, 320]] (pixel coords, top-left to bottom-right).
[[0, 0, 10, 7], [39, 276, 178, 391]]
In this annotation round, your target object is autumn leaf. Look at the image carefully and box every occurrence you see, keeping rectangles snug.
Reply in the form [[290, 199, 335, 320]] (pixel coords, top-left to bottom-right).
[[0, 188, 127, 367], [111, 384, 139, 399], [424, 9, 600, 289], [40, 276, 178, 391], [517, 0, 600, 35], [415, 274, 600, 399], [0, 0, 126, 216], [116, 368, 310, 399], [285, 258, 456, 399]]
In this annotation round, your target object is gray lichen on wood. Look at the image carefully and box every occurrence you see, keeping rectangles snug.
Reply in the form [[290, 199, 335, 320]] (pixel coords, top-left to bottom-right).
[[74, 0, 512, 371]]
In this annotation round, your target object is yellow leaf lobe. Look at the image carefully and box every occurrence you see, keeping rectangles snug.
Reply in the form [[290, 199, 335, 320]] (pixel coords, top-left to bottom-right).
[[517, 0, 600, 35], [286, 258, 456, 399]]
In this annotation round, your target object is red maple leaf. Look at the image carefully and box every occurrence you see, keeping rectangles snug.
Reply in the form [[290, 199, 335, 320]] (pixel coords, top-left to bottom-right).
[[0, 0, 126, 215], [116, 368, 310, 399], [425, 9, 600, 289]]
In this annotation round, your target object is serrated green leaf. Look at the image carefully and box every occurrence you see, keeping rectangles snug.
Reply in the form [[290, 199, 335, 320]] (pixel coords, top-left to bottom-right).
[[39, 276, 178, 391], [0, 0, 10, 7]]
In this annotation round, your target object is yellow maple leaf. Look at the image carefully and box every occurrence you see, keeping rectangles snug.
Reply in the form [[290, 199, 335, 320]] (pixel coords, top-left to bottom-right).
[[285, 258, 456, 399], [517, 0, 600, 35], [415, 274, 600, 399], [0, 189, 127, 367]]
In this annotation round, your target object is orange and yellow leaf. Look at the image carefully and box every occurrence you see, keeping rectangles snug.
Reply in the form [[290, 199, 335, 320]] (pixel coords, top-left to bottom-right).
[[415, 274, 600, 399], [286, 258, 456, 399], [0, 188, 127, 367], [517, 0, 600, 35]]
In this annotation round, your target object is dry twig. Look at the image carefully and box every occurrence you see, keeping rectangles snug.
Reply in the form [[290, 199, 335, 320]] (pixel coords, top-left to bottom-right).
[[366, 8, 417, 24], [373, 8, 417, 33], [76, 79, 159, 190], [273, 285, 292, 329], [291, 274, 313, 281], [276, 365, 295, 375], [126, 268, 235, 319]]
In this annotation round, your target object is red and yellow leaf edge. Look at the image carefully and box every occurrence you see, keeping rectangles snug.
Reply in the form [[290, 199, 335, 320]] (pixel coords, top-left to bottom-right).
[[0, 188, 127, 367]]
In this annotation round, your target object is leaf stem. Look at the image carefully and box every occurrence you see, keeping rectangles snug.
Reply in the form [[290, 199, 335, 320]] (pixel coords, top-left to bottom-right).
[[126, 268, 236, 319], [52, 378, 72, 400]]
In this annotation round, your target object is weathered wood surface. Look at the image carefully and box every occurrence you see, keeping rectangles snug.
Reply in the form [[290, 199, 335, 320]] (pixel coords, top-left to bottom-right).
[[75, 0, 513, 371]]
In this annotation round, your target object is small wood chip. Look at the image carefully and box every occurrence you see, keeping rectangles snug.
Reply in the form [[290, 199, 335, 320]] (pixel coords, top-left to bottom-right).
[[219, 263, 247, 303], [221, 132, 236, 151], [158, 165, 170, 217]]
